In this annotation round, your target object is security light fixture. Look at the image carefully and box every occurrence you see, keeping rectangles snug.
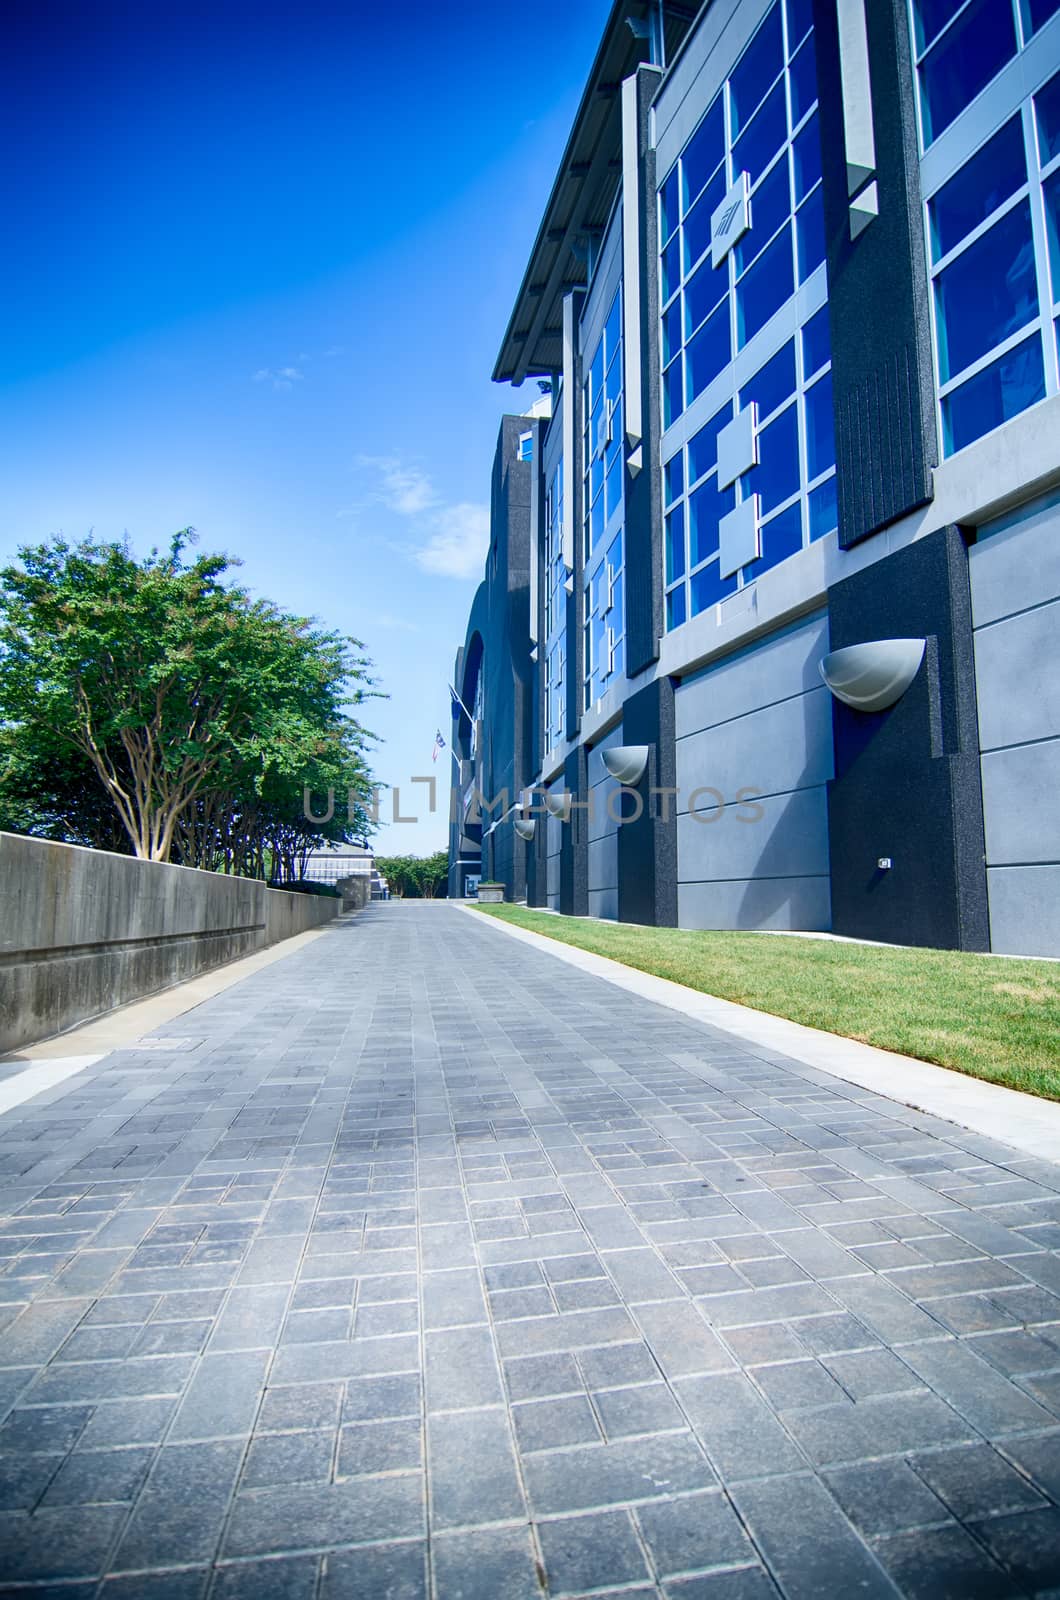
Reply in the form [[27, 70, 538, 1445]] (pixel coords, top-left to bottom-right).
[[543, 790, 570, 820], [514, 816, 536, 842], [601, 745, 650, 785], [819, 639, 926, 712]]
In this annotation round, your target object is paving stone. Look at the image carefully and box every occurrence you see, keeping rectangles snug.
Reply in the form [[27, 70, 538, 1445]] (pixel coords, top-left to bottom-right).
[[4, 902, 1060, 1595]]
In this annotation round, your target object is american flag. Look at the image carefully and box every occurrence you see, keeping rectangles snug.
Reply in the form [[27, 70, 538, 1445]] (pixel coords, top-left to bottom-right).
[[431, 730, 447, 763]]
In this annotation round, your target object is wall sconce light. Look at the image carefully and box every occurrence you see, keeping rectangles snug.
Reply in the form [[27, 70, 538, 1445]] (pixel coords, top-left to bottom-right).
[[601, 745, 650, 785], [819, 639, 926, 712], [543, 790, 570, 820], [513, 816, 536, 842]]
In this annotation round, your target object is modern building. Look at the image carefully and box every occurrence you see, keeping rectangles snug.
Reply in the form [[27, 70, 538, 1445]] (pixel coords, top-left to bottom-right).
[[449, 0, 1060, 957]]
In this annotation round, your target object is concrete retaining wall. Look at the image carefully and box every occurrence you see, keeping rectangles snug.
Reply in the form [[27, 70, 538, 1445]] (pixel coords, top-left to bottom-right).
[[0, 832, 339, 1054]]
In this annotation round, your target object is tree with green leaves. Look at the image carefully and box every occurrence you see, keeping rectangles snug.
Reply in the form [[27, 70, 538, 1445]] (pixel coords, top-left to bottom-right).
[[374, 850, 449, 899], [0, 530, 378, 867]]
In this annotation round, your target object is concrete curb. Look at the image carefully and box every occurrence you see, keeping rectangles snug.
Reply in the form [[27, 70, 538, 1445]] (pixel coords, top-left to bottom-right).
[[459, 904, 1060, 1165]]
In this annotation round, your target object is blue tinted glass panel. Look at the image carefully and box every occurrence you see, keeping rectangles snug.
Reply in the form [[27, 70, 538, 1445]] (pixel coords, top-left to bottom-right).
[[751, 405, 800, 513], [809, 475, 838, 540], [741, 339, 796, 420], [942, 334, 1046, 452], [605, 453, 622, 521], [660, 167, 680, 245], [664, 452, 684, 505], [687, 300, 732, 402], [929, 117, 1025, 262], [666, 585, 687, 630], [685, 258, 727, 337], [684, 170, 726, 273], [666, 505, 686, 584], [786, 0, 813, 49], [1038, 71, 1060, 165], [789, 34, 818, 124], [663, 300, 682, 364], [733, 80, 788, 186], [919, 0, 1017, 145], [737, 229, 794, 346], [805, 373, 835, 478], [688, 402, 733, 482], [914, 0, 965, 51], [796, 187, 826, 281], [1027, 0, 1060, 31], [689, 478, 735, 567], [731, 5, 784, 137], [792, 115, 822, 203], [1045, 171, 1060, 299], [734, 158, 791, 275], [681, 99, 725, 213], [664, 358, 683, 426], [744, 502, 803, 580], [801, 305, 830, 376], [935, 200, 1038, 381], [604, 293, 621, 363], [589, 343, 604, 403], [661, 236, 681, 302], [691, 562, 738, 614]]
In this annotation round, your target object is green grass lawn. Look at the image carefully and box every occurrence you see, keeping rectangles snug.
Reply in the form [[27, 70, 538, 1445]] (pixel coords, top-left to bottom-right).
[[474, 905, 1060, 1101]]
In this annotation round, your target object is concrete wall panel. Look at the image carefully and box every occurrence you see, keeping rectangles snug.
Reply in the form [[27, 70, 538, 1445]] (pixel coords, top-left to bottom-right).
[[678, 876, 831, 931], [984, 865, 1060, 959]]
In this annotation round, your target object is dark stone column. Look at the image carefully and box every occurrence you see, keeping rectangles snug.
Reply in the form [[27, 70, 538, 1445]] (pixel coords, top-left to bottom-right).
[[560, 746, 589, 917], [811, 0, 937, 547], [825, 525, 989, 949], [617, 676, 678, 926]]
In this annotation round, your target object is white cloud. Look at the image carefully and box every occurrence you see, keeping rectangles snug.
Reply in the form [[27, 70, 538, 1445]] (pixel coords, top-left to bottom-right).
[[252, 366, 304, 392], [414, 502, 490, 580], [354, 457, 490, 580], [357, 455, 439, 516]]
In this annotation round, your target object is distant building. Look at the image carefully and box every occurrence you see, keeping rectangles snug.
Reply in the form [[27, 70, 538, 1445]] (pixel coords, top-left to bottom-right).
[[301, 845, 386, 898], [449, 0, 1060, 957]]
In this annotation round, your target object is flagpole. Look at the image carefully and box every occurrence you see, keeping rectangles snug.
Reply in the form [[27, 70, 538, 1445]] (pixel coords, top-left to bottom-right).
[[449, 682, 474, 723]]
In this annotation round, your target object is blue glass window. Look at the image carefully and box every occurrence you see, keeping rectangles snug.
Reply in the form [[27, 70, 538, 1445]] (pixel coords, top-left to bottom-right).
[[737, 228, 794, 346], [663, 299, 682, 364], [752, 405, 800, 512], [687, 300, 732, 403], [685, 257, 727, 338], [792, 115, 822, 204], [688, 402, 733, 483], [682, 99, 725, 213], [730, 5, 784, 137], [664, 452, 684, 505], [690, 478, 734, 566], [805, 373, 836, 478], [666, 586, 687, 630], [660, 167, 680, 245], [919, 0, 1017, 146], [796, 187, 826, 281], [942, 334, 1046, 451], [661, 235, 681, 302], [664, 358, 683, 427], [666, 505, 686, 583], [733, 80, 788, 186], [1026, 0, 1060, 32], [786, 0, 813, 50], [808, 476, 838, 541], [605, 452, 622, 521], [744, 503, 803, 580], [915, 0, 965, 51], [935, 200, 1038, 381], [801, 305, 830, 376], [1045, 170, 1060, 294], [734, 158, 791, 276], [1038, 71, 1060, 166], [789, 34, 818, 124], [604, 296, 621, 363], [929, 116, 1025, 262], [742, 339, 796, 420], [691, 563, 738, 614], [684, 172, 725, 273]]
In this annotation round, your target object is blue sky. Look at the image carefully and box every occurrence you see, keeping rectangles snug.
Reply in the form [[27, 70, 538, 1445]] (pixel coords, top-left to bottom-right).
[[0, 0, 609, 855]]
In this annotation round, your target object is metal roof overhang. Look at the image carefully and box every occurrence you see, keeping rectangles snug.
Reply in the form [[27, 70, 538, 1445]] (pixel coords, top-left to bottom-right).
[[493, 0, 699, 387]]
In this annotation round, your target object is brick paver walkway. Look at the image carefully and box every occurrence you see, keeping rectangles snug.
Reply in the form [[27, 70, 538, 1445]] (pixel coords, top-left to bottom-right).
[[2, 902, 1060, 1597]]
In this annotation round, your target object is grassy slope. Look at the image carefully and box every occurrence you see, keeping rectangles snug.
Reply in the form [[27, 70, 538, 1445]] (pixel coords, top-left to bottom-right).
[[474, 906, 1060, 1101]]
